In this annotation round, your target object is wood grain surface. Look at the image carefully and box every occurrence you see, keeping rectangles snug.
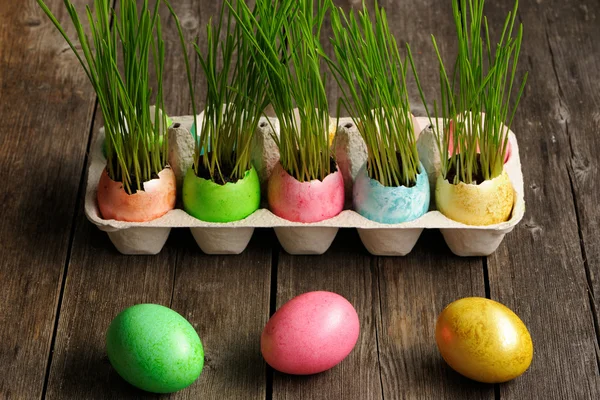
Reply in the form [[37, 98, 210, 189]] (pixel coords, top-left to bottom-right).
[[1, 0, 599, 399], [377, 232, 494, 400], [0, 0, 97, 397], [169, 230, 272, 400], [273, 230, 383, 400], [43, 1, 272, 399], [484, 1, 600, 399]]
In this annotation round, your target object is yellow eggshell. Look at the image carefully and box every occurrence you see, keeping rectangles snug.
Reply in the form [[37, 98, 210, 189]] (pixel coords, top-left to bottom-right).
[[436, 170, 514, 225], [328, 119, 337, 147], [436, 297, 533, 383]]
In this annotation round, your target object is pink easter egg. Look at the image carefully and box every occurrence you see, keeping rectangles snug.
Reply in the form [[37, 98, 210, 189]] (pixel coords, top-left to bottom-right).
[[261, 291, 360, 375], [267, 163, 345, 223]]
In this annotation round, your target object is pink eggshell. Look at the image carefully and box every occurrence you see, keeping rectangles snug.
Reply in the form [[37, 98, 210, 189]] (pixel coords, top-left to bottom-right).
[[261, 291, 360, 375], [504, 140, 512, 163], [267, 163, 345, 223]]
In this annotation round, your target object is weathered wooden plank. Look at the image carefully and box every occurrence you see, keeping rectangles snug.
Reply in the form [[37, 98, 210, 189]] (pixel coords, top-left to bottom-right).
[[277, 0, 491, 398], [272, 230, 383, 400], [45, 225, 271, 399], [0, 0, 97, 397], [44, 204, 178, 399], [44, 1, 273, 398], [169, 229, 272, 400], [361, 0, 493, 398], [377, 231, 493, 400], [6, 0, 600, 399], [542, 0, 600, 357], [166, 2, 273, 397], [43, 1, 270, 399], [485, 0, 600, 398]]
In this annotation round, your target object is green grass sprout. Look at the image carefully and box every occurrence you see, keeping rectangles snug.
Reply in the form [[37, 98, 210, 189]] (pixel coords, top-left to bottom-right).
[[326, 0, 421, 187], [192, 0, 270, 183], [229, 0, 332, 182], [412, 0, 528, 184], [37, 0, 170, 194]]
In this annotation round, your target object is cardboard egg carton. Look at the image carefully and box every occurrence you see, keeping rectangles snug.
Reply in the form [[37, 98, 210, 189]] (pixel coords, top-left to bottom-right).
[[85, 115, 525, 256]]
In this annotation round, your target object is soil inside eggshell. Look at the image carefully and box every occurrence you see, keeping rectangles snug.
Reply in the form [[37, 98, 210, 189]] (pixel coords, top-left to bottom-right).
[[194, 152, 244, 185], [444, 154, 487, 185]]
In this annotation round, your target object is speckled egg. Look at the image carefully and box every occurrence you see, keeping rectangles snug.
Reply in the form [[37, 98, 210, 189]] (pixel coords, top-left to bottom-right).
[[436, 170, 514, 225], [106, 304, 204, 393], [261, 291, 360, 375], [267, 163, 345, 223], [353, 162, 430, 224], [436, 297, 533, 383]]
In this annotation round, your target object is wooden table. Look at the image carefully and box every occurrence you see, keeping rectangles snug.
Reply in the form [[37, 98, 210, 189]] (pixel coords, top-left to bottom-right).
[[1, 0, 599, 398]]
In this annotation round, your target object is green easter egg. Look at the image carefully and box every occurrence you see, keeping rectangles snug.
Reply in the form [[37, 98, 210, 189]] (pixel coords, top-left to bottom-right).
[[183, 166, 260, 222], [106, 304, 204, 394]]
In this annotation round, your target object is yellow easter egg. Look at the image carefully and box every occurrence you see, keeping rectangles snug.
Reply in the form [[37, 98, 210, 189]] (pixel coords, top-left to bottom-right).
[[436, 297, 533, 383]]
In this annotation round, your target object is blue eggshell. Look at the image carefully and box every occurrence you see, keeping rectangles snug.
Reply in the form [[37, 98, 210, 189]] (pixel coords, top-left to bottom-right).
[[353, 163, 430, 224]]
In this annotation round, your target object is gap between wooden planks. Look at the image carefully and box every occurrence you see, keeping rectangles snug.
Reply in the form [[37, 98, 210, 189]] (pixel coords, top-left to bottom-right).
[[1, 0, 598, 399]]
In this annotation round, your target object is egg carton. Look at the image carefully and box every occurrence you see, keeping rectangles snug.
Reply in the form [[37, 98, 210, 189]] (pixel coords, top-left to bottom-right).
[[84, 115, 525, 256]]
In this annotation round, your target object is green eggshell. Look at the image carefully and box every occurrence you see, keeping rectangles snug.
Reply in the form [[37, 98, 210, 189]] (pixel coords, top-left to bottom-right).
[[183, 166, 261, 222], [106, 304, 204, 394]]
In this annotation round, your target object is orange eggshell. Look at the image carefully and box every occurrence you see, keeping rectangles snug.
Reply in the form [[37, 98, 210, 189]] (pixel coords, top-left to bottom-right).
[[97, 167, 176, 222]]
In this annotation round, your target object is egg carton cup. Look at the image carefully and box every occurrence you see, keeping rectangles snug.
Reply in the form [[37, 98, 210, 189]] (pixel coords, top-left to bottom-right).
[[85, 115, 525, 256]]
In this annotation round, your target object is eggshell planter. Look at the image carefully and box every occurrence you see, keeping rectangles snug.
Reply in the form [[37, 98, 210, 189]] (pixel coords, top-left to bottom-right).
[[436, 170, 514, 226], [94, 166, 176, 255], [183, 166, 260, 254], [267, 162, 344, 255], [97, 168, 176, 222], [85, 114, 525, 256], [353, 163, 430, 256], [353, 163, 430, 224], [268, 163, 344, 223]]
